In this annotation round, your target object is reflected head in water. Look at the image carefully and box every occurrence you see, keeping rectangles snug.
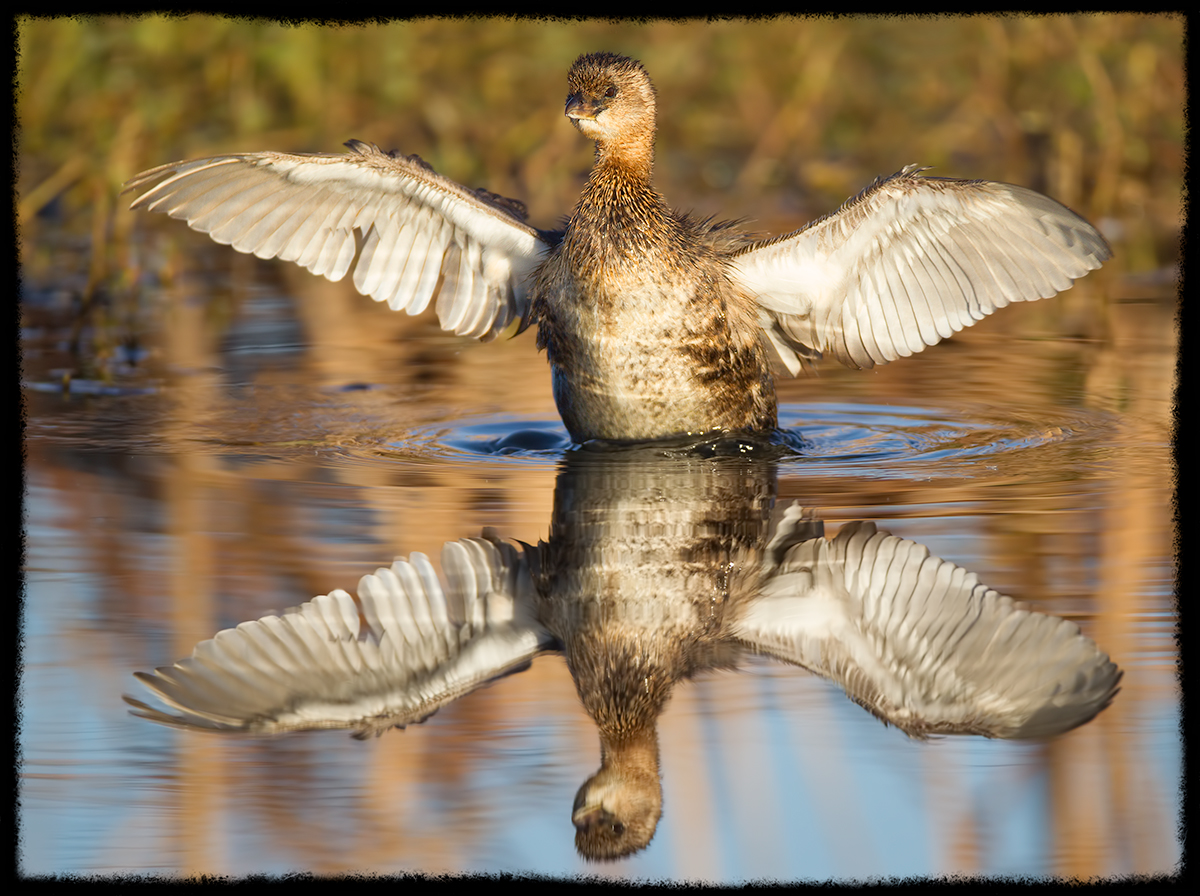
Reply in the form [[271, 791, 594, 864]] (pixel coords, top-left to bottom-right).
[[125, 449, 1121, 862], [571, 718, 663, 860], [125, 53, 1110, 444]]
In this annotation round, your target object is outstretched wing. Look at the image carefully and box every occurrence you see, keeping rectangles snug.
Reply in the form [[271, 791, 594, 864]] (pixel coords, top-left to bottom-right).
[[732, 166, 1111, 373], [738, 507, 1121, 739], [124, 536, 557, 737], [126, 140, 553, 340]]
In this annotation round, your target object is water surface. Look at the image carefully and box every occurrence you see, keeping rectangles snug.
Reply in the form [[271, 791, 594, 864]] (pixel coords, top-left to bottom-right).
[[21, 252, 1177, 881]]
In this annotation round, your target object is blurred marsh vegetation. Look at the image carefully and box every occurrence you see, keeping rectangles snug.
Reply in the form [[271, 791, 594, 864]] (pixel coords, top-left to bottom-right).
[[17, 15, 1182, 385]]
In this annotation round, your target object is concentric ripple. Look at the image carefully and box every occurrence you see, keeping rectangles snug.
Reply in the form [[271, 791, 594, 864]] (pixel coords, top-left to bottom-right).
[[777, 401, 1116, 478], [369, 401, 1115, 478]]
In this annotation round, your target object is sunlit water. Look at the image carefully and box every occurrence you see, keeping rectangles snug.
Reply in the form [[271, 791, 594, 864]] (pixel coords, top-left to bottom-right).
[[20, 227, 1179, 882]]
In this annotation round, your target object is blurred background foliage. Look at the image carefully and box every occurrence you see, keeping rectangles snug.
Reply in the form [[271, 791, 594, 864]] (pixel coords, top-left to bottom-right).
[[16, 14, 1183, 359]]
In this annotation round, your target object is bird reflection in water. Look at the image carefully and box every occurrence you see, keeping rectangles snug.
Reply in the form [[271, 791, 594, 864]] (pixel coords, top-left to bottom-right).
[[126, 446, 1121, 861]]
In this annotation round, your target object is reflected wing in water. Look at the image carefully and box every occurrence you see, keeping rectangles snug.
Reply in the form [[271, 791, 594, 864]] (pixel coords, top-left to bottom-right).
[[739, 506, 1121, 738], [733, 166, 1112, 374], [125, 141, 551, 340], [125, 536, 556, 737]]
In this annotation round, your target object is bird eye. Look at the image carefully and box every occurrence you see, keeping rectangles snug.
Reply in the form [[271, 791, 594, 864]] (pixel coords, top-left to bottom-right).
[[610, 822, 625, 836], [604, 86, 618, 99]]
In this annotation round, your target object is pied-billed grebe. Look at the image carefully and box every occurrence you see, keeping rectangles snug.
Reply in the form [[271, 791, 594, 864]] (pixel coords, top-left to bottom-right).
[[127, 52, 1111, 443]]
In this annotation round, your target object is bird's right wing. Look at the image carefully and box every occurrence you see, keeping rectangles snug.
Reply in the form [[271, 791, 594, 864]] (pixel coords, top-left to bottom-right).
[[126, 140, 553, 340], [124, 536, 557, 738]]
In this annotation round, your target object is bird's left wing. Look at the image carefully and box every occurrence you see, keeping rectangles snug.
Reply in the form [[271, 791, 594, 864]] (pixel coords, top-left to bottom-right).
[[736, 507, 1121, 739], [126, 140, 552, 340], [731, 166, 1111, 373], [124, 536, 557, 738]]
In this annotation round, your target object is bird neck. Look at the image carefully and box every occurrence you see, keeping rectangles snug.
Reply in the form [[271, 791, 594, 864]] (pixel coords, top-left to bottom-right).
[[600, 722, 660, 774], [573, 135, 663, 241], [591, 124, 656, 188]]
